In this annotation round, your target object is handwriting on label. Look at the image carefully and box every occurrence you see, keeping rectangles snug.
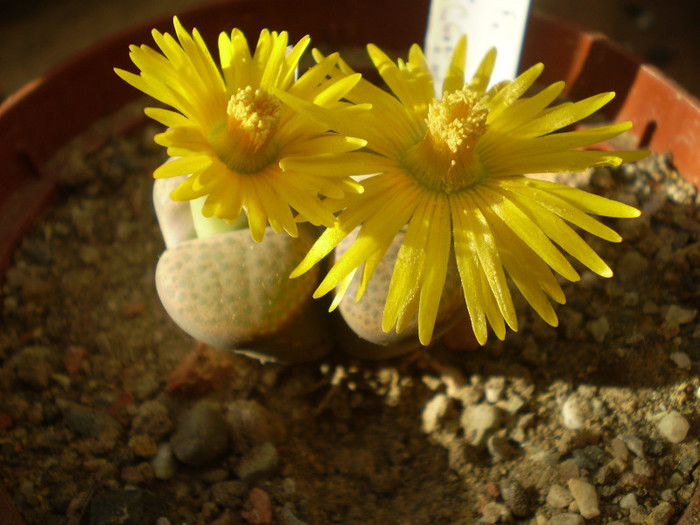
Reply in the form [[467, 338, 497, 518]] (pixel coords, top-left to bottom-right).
[[425, 0, 531, 94]]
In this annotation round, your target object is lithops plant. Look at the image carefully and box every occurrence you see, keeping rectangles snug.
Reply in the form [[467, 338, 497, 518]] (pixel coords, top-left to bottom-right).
[[120, 19, 646, 362], [331, 228, 466, 359], [284, 37, 646, 350], [117, 19, 370, 362], [154, 221, 330, 363]]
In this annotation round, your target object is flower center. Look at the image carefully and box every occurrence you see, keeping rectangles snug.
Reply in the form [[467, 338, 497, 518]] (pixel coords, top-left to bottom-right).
[[402, 87, 488, 194], [209, 86, 281, 174], [227, 86, 281, 152]]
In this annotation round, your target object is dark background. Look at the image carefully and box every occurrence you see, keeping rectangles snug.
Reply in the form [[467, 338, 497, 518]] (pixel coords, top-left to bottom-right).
[[1, 0, 698, 100]]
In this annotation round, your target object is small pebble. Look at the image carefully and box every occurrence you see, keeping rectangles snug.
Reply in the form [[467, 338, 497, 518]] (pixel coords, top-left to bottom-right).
[[151, 443, 177, 480], [677, 442, 700, 472], [561, 395, 587, 431], [496, 393, 526, 415], [660, 488, 675, 502], [132, 400, 173, 439], [211, 480, 247, 506], [199, 468, 228, 483], [617, 250, 649, 285], [645, 501, 674, 525], [619, 492, 638, 509], [422, 393, 448, 434], [667, 472, 684, 487], [121, 462, 154, 485], [227, 399, 285, 452], [586, 316, 610, 343], [170, 401, 229, 466], [665, 305, 697, 325], [657, 411, 690, 443], [63, 345, 87, 375], [235, 442, 279, 481], [14, 346, 52, 390], [619, 433, 645, 457], [572, 446, 605, 471], [610, 437, 630, 462], [632, 457, 654, 478], [480, 502, 511, 524], [281, 502, 309, 525], [461, 403, 500, 446], [548, 513, 584, 525], [78, 246, 101, 265], [241, 487, 272, 525], [484, 376, 506, 403], [567, 479, 600, 519], [128, 434, 158, 458], [546, 484, 573, 509], [61, 401, 122, 449], [669, 352, 692, 370], [558, 459, 580, 482], [630, 505, 648, 523]]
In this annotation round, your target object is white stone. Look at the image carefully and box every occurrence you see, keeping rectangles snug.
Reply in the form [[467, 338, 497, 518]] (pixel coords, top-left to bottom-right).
[[657, 411, 690, 443], [619, 433, 645, 457], [548, 513, 584, 525], [670, 351, 692, 370], [151, 443, 177, 480], [561, 395, 587, 430], [586, 316, 609, 343], [619, 492, 638, 509], [546, 484, 573, 509], [461, 403, 500, 446], [567, 479, 600, 519], [422, 393, 449, 434], [484, 376, 506, 403], [497, 393, 526, 415], [665, 305, 697, 325]]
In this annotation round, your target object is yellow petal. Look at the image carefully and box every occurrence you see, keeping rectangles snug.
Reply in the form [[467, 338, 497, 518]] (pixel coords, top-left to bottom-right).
[[457, 193, 518, 331], [469, 47, 496, 93], [442, 36, 467, 95], [416, 194, 452, 345], [526, 178, 641, 218], [153, 155, 212, 179], [477, 185, 580, 282]]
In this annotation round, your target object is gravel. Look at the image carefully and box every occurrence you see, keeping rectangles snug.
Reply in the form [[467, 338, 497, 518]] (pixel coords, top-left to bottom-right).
[[0, 102, 699, 524]]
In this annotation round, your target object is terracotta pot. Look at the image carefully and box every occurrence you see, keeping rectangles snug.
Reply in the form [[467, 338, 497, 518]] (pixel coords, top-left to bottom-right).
[[1, 1, 699, 521]]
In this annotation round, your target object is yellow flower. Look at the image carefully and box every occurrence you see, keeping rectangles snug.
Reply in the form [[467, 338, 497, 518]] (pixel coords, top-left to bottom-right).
[[115, 17, 368, 241], [279, 38, 647, 346]]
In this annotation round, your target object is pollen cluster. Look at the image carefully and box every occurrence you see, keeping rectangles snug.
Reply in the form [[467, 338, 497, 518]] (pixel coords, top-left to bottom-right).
[[227, 86, 281, 152], [427, 88, 487, 155], [402, 87, 489, 194]]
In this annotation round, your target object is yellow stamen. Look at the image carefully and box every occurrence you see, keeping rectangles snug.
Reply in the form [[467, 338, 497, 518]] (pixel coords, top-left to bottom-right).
[[227, 86, 281, 152], [402, 87, 488, 194], [209, 86, 281, 174], [428, 89, 487, 154]]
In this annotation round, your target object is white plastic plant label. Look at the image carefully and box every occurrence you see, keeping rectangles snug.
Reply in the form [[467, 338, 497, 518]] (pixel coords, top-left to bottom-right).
[[424, 0, 531, 94]]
